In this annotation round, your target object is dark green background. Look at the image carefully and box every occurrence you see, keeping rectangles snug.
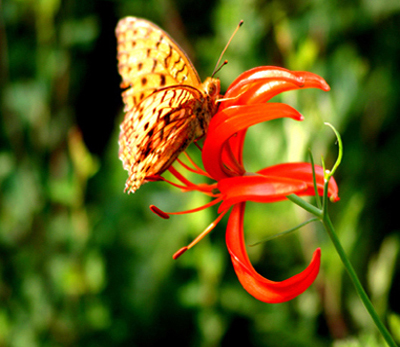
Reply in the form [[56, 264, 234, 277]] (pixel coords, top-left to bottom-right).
[[1, 0, 400, 346]]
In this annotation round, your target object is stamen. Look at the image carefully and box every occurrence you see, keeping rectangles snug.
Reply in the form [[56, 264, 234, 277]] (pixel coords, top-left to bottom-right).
[[150, 196, 222, 221], [168, 166, 197, 187], [168, 166, 215, 194], [186, 211, 227, 249], [173, 210, 229, 259], [149, 165, 215, 195], [183, 152, 210, 177], [194, 142, 203, 151], [176, 158, 203, 175], [150, 205, 170, 219], [153, 175, 191, 190], [167, 197, 223, 215]]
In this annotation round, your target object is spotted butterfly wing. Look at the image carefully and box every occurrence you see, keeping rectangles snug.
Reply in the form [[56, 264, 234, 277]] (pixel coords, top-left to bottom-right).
[[116, 17, 220, 193]]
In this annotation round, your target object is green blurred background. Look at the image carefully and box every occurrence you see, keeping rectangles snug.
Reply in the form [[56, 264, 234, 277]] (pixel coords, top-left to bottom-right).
[[1, 0, 400, 346]]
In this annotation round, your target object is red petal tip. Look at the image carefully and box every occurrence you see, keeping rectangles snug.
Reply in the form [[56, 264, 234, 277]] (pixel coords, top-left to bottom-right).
[[330, 195, 340, 202], [316, 77, 330, 91], [321, 80, 331, 91]]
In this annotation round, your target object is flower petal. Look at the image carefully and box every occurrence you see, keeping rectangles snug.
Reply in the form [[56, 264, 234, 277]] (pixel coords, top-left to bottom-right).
[[226, 66, 305, 93], [217, 175, 308, 212], [294, 71, 331, 92], [203, 103, 303, 180], [226, 203, 321, 303], [220, 66, 305, 110], [258, 163, 340, 202], [219, 67, 330, 110]]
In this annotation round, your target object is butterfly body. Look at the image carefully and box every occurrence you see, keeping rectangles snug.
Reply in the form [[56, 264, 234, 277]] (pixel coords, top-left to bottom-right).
[[116, 17, 220, 193]]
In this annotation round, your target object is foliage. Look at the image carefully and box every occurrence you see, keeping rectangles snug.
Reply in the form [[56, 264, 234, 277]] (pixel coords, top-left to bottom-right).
[[1, 0, 399, 346]]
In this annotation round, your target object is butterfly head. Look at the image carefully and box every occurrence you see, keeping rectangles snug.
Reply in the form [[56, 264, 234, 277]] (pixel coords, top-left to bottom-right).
[[203, 77, 221, 100], [203, 77, 221, 118]]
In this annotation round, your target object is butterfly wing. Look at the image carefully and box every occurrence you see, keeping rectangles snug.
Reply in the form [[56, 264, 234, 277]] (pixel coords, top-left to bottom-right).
[[116, 17, 214, 193], [116, 17, 202, 110], [119, 86, 203, 193]]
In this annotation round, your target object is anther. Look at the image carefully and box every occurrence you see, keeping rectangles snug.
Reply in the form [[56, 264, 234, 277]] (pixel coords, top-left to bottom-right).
[[149, 205, 170, 219], [173, 247, 188, 259]]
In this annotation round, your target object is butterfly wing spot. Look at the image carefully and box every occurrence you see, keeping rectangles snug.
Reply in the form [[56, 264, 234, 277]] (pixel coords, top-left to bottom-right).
[[160, 74, 166, 86], [151, 59, 158, 73]]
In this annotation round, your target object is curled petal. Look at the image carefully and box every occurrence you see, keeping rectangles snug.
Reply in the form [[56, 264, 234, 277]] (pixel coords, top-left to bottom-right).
[[221, 66, 305, 110], [226, 66, 304, 93], [220, 67, 330, 110], [258, 163, 339, 202], [226, 81, 303, 108], [203, 103, 303, 181], [217, 175, 308, 212], [293, 71, 331, 92], [226, 203, 321, 303]]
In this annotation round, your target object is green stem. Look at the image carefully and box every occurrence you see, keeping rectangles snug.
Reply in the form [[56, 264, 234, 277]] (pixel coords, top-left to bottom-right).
[[287, 194, 323, 218], [309, 150, 322, 209], [288, 187, 397, 345], [298, 124, 396, 344], [322, 211, 397, 347]]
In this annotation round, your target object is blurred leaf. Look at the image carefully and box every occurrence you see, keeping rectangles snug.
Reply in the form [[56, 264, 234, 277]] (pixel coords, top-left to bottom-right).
[[68, 128, 100, 182], [0, 152, 14, 182], [368, 234, 399, 317], [333, 333, 384, 347], [388, 313, 400, 343], [60, 16, 99, 48], [0, 309, 11, 345], [84, 251, 105, 293]]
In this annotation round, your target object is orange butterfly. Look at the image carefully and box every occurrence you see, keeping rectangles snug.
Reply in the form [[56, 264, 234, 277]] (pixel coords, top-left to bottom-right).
[[116, 17, 221, 193]]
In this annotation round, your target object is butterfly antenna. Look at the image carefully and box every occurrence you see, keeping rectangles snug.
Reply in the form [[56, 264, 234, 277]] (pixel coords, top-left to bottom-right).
[[212, 20, 244, 77], [213, 59, 228, 76]]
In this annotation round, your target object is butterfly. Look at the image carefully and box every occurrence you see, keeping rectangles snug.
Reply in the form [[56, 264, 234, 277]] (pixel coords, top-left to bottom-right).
[[116, 17, 221, 193]]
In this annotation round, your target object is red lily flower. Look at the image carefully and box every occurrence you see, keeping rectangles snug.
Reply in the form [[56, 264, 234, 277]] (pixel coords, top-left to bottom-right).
[[151, 66, 339, 303]]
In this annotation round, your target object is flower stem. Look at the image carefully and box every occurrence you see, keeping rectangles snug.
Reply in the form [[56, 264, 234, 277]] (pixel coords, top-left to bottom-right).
[[322, 208, 398, 347], [286, 194, 323, 218], [288, 190, 397, 345], [290, 124, 396, 345]]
